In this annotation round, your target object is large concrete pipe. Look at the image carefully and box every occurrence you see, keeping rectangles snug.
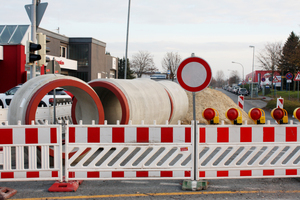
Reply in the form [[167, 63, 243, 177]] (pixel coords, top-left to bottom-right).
[[85, 79, 188, 125], [8, 74, 104, 125], [158, 80, 189, 124]]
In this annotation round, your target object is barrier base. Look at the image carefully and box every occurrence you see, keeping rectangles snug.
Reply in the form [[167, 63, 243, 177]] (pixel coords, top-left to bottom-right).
[[48, 180, 83, 192], [182, 180, 208, 191], [0, 187, 17, 200]]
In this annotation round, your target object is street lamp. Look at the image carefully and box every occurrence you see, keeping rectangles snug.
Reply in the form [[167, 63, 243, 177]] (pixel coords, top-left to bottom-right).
[[124, 0, 131, 79], [249, 46, 255, 99], [232, 61, 244, 88]]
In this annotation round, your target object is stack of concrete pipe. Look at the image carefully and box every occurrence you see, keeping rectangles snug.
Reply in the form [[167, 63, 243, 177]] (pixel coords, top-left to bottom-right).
[[88, 79, 189, 125], [8, 75, 189, 125]]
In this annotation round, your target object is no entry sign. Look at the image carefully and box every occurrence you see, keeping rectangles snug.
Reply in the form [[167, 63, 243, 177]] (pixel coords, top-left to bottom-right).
[[177, 57, 212, 92]]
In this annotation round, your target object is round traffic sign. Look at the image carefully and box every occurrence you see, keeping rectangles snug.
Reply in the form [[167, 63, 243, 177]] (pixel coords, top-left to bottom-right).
[[286, 72, 293, 80], [261, 77, 265, 82], [176, 57, 212, 92]]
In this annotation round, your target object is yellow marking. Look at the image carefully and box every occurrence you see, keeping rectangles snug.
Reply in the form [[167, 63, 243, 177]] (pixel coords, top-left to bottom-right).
[[13, 190, 300, 200]]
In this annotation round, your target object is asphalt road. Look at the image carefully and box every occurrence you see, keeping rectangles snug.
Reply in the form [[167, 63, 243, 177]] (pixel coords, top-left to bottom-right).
[[2, 89, 300, 200]]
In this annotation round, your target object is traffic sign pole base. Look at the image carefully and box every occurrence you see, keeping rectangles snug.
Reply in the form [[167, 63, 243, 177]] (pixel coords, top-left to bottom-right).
[[182, 180, 208, 191], [0, 187, 17, 200], [48, 179, 83, 192]]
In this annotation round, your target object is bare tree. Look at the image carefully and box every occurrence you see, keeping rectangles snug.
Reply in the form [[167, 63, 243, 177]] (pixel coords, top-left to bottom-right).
[[257, 42, 282, 90], [215, 70, 225, 87], [161, 52, 181, 81], [131, 51, 157, 78], [229, 70, 240, 85]]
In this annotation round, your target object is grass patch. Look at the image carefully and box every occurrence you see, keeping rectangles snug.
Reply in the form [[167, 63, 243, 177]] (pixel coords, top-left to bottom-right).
[[266, 99, 300, 115], [262, 90, 300, 101]]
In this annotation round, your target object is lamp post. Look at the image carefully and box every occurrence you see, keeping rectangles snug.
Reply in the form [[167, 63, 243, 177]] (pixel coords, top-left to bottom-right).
[[124, 0, 131, 79], [249, 46, 255, 98], [232, 61, 244, 88]]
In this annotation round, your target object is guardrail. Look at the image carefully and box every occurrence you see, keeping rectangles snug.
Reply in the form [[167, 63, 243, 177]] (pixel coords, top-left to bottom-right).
[[1, 120, 300, 192]]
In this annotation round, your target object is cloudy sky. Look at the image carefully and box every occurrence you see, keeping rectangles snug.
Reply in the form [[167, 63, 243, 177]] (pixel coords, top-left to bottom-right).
[[3, 0, 300, 79]]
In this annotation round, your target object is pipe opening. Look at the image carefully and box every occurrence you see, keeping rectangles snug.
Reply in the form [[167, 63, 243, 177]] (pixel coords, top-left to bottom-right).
[[93, 87, 122, 124]]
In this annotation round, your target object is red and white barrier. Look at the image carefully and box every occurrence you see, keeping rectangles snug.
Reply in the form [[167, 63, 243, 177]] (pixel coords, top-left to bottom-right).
[[65, 123, 194, 181], [277, 97, 284, 108], [197, 123, 300, 180], [1, 121, 300, 189], [0, 124, 62, 182], [237, 95, 244, 110]]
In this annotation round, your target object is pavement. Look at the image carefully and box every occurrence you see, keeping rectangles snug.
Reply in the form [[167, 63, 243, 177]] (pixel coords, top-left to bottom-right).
[[244, 95, 273, 109]]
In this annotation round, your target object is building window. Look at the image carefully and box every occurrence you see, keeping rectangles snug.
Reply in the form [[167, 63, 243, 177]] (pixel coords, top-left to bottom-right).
[[68, 71, 88, 82], [60, 46, 67, 58], [69, 44, 89, 68]]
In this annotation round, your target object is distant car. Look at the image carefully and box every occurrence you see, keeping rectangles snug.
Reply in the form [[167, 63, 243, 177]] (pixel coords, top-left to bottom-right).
[[231, 86, 239, 94], [0, 85, 72, 108], [237, 88, 248, 96]]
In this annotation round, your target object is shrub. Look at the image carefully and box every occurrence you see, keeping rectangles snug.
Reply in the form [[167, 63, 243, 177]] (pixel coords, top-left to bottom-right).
[[266, 99, 300, 115]]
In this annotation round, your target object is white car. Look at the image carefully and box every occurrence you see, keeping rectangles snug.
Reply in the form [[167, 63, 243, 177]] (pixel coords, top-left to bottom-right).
[[0, 85, 72, 108]]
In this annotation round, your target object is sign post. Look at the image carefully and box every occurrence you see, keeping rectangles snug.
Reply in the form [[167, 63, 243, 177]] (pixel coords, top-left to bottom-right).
[[294, 71, 300, 102], [177, 55, 212, 190], [286, 73, 293, 100]]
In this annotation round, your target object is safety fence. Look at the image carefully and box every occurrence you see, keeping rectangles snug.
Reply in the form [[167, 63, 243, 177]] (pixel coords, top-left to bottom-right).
[[65, 121, 194, 181], [1, 120, 300, 185], [0, 123, 63, 182]]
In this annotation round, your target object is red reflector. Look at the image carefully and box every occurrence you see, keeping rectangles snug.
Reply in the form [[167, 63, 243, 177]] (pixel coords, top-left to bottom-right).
[[227, 108, 238, 120], [250, 108, 261, 120], [273, 108, 284, 120], [203, 108, 215, 120]]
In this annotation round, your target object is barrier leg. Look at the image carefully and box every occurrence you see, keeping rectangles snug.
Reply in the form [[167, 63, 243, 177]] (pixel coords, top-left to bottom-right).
[[0, 187, 17, 200], [48, 177, 83, 192], [182, 180, 208, 191]]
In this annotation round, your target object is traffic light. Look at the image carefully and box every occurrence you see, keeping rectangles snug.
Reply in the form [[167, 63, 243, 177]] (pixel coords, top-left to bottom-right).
[[26, 40, 41, 65], [37, 33, 50, 66]]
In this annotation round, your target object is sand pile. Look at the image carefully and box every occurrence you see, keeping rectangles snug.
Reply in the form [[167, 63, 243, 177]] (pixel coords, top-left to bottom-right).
[[182, 88, 254, 125]]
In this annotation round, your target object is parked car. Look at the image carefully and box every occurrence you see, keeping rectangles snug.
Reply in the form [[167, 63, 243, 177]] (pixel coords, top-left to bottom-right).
[[237, 88, 248, 96], [232, 86, 240, 94], [0, 85, 72, 108]]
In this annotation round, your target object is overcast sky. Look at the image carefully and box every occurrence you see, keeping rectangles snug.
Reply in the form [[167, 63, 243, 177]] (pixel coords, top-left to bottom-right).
[[2, 0, 300, 79]]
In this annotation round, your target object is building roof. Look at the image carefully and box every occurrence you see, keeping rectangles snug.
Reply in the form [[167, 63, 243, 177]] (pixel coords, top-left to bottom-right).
[[0, 25, 30, 45]]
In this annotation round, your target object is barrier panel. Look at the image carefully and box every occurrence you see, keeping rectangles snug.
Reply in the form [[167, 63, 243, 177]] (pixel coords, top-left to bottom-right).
[[0, 123, 63, 182], [65, 121, 194, 181], [197, 121, 300, 180], [1, 120, 300, 191]]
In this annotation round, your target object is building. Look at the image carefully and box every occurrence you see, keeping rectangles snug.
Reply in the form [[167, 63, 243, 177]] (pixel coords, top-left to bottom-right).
[[245, 70, 281, 87], [0, 25, 118, 92], [38, 27, 118, 82]]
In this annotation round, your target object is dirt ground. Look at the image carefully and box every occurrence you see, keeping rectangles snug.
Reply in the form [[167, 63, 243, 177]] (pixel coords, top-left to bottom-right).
[[182, 88, 254, 125]]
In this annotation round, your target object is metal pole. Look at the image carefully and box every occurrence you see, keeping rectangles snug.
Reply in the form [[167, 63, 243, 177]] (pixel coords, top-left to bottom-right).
[[124, 0, 131, 79], [232, 62, 244, 88], [298, 81, 299, 102], [192, 92, 197, 181], [52, 57, 56, 124], [249, 46, 255, 98], [30, 0, 37, 79]]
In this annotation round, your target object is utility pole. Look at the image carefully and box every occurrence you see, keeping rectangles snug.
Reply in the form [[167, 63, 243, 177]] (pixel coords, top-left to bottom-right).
[[124, 0, 131, 79], [30, 0, 37, 79]]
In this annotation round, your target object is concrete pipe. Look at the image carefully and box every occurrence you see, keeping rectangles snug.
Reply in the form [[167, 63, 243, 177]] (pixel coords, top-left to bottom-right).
[[8, 74, 104, 125], [85, 79, 188, 125], [158, 80, 189, 124]]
